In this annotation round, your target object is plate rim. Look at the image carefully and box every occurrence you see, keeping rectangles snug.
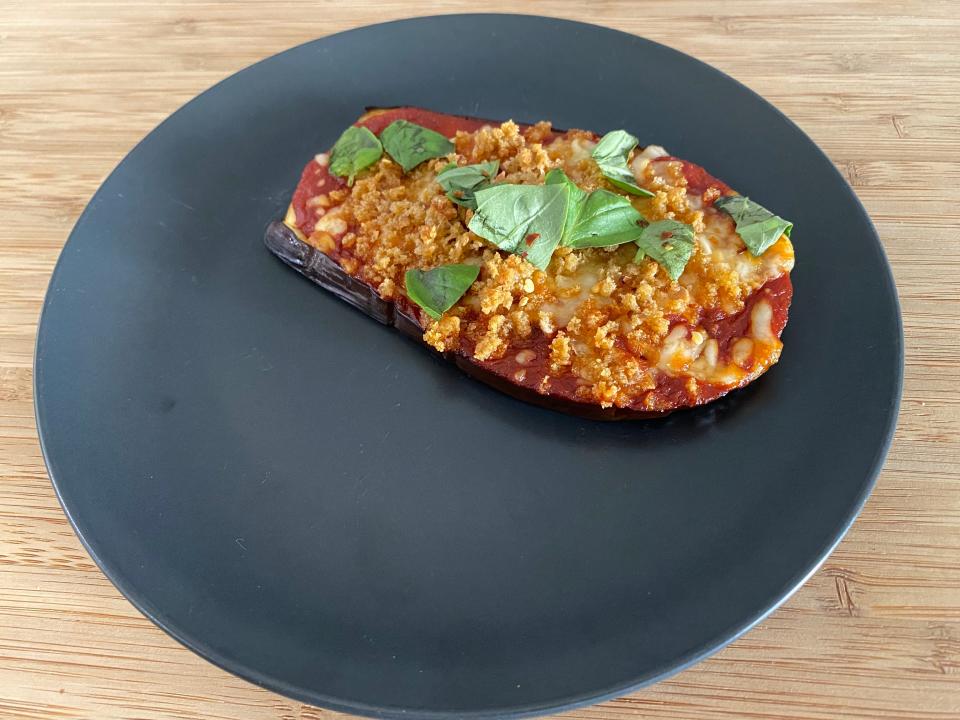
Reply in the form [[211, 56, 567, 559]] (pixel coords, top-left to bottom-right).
[[34, 13, 905, 719]]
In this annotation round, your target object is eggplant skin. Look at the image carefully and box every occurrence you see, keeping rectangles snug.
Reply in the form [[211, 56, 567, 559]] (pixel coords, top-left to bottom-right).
[[264, 220, 668, 420], [265, 220, 392, 326]]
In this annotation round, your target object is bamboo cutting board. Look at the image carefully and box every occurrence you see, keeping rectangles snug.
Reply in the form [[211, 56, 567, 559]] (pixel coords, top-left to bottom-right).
[[1, 1, 958, 718]]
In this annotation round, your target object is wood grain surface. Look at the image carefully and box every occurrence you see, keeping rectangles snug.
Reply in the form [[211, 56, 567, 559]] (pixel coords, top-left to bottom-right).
[[1, 1, 958, 718]]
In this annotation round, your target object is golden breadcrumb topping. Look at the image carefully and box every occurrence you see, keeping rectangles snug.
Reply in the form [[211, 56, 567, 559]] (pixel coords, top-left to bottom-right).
[[293, 121, 794, 408]]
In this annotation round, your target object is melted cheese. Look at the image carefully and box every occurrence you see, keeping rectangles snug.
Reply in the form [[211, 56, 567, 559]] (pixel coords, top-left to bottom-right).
[[314, 210, 347, 236], [569, 137, 596, 161], [541, 264, 602, 327], [750, 299, 774, 341], [700, 211, 795, 293]]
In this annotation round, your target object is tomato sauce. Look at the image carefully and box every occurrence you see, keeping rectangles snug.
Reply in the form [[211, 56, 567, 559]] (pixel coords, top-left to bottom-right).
[[475, 330, 581, 402], [703, 273, 793, 358], [643, 374, 723, 411], [661, 156, 733, 199], [290, 160, 344, 235], [354, 107, 492, 136]]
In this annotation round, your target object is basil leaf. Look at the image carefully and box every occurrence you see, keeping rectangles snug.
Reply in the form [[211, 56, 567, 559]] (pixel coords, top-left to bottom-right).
[[591, 130, 655, 198], [714, 195, 793, 256], [545, 168, 587, 242], [634, 219, 696, 281], [567, 190, 646, 248], [329, 126, 383, 185], [436, 160, 499, 209], [546, 168, 645, 248], [380, 120, 455, 173], [468, 184, 568, 270], [404, 264, 480, 320]]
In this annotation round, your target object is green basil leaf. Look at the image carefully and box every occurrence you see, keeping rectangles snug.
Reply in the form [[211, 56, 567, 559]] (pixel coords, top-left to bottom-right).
[[545, 168, 587, 242], [468, 184, 568, 270], [404, 263, 480, 320], [591, 130, 655, 198], [329, 126, 383, 185], [546, 168, 645, 248], [714, 195, 793, 256], [634, 219, 696, 281], [380, 120, 455, 173], [567, 189, 646, 248], [436, 160, 499, 209]]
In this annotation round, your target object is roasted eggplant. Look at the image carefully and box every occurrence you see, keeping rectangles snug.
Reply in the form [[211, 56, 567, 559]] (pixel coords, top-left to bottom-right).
[[265, 107, 794, 419]]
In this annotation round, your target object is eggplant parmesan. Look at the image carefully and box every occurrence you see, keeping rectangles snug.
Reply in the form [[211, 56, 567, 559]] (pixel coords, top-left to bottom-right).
[[266, 107, 795, 419]]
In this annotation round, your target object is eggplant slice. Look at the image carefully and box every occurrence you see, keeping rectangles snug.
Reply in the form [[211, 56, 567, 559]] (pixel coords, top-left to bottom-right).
[[265, 107, 794, 420]]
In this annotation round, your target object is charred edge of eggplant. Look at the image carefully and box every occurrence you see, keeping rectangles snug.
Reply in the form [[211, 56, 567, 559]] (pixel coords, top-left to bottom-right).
[[264, 219, 669, 421], [264, 220, 393, 325]]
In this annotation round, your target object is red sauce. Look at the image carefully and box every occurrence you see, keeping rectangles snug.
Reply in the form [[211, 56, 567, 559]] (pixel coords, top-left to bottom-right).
[[474, 330, 582, 402], [355, 107, 491, 136], [661, 156, 733, 199], [472, 319, 747, 414], [290, 159, 344, 235], [641, 375, 726, 412], [703, 273, 793, 359]]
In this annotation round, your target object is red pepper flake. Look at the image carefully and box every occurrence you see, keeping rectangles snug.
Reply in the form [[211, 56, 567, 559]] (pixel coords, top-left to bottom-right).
[[525, 233, 540, 246], [660, 230, 674, 240]]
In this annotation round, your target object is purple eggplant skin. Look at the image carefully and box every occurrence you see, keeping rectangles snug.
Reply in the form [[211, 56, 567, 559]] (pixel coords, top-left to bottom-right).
[[263, 220, 670, 420], [264, 220, 422, 338]]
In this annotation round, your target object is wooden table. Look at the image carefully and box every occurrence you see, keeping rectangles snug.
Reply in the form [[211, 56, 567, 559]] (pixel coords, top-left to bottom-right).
[[2, 1, 958, 718]]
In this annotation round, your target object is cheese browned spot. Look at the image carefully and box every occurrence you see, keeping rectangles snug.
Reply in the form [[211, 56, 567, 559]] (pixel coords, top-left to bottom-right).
[[287, 119, 794, 409]]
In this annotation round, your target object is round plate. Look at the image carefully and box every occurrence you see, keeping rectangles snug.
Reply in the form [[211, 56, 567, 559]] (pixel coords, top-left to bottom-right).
[[35, 14, 902, 719]]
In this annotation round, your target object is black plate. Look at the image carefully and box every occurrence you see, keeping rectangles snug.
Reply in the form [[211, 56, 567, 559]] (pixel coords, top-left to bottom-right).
[[35, 15, 902, 719]]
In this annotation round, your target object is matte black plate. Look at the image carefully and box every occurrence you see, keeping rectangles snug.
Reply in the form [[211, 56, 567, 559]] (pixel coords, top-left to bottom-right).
[[35, 15, 902, 719]]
